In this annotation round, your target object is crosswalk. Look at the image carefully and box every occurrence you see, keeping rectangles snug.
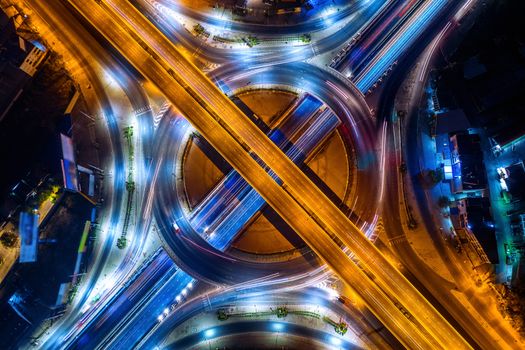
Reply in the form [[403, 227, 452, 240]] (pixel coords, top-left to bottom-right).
[[153, 102, 171, 129], [133, 104, 152, 117], [367, 216, 384, 242], [388, 235, 408, 246]]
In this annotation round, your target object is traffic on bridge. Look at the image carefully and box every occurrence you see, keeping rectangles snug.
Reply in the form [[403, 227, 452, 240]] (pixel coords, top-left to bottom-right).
[[0, 0, 523, 349]]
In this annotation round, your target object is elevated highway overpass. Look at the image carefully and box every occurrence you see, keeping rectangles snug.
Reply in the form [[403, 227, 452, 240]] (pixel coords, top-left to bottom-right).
[[61, 0, 474, 348]]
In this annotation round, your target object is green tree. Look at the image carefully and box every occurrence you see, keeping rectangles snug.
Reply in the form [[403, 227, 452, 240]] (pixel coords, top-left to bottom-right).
[[428, 168, 444, 184], [217, 310, 229, 321], [0, 231, 18, 248], [193, 24, 205, 36], [117, 236, 127, 249], [245, 36, 260, 47], [438, 196, 451, 208], [299, 34, 311, 43], [37, 188, 52, 205]]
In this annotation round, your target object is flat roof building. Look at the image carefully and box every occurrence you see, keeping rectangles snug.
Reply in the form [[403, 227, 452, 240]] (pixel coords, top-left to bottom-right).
[[0, 10, 47, 122], [449, 132, 487, 193], [452, 198, 499, 265]]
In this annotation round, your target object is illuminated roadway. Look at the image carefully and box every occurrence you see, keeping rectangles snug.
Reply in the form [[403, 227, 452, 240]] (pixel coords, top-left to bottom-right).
[[65, 99, 361, 348], [148, 0, 376, 35], [59, 0, 474, 348], [134, 0, 387, 67], [353, 0, 451, 92], [57, 1, 424, 348], [21, 0, 520, 348], [377, 20, 522, 349], [156, 0, 520, 347], [20, 1, 157, 347], [143, 286, 401, 349], [121, 65, 381, 348], [96, 79, 375, 347], [13, 0, 478, 348], [153, 104, 331, 285], [154, 64, 382, 286]]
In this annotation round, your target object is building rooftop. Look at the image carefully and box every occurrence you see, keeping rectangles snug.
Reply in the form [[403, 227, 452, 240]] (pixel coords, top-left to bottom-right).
[[506, 162, 525, 202], [450, 133, 487, 193], [463, 55, 487, 80], [436, 109, 471, 135], [0, 192, 93, 346], [0, 10, 47, 122], [464, 197, 499, 264], [491, 118, 525, 149]]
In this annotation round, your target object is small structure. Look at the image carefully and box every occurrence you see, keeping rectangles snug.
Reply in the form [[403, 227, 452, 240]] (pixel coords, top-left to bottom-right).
[[490, 119, 525, 152], [60, 133, 79, 192], [0, 9, 47, 122], [0, 192, 94, 346], [503, 162, 525, 203], [449, 132, 487, 194], [18, 211, 39, 263], [504, 162, 525, 237], [453, 197, 498, 265], [435, 109, 471, 136], [463, 55, 487, 80]]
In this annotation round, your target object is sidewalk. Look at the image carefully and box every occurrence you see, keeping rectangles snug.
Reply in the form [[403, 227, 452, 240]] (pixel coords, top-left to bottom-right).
[[412, 93, 489, 274], [163, 301, 361, 348], [177, 0, 352, 26], [478, 125, 523, 283], [154, 0, 357, 52]]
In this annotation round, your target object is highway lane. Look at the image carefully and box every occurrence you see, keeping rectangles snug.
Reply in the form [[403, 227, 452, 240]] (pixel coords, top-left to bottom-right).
[[374, 2, 523, 348], [377, 18, 522, 349], [141, 287, 401, 350], [336, 0, 423, 76], [211, 62, 380, 230], [73, 0, 454, 344], [354, 0, 453, 92], [341, 1, 522, 348], [70, 249, 176, 349], [154, 113, 327, 284], [20, 1, 496, 348], [68, 103, 336, 350], [340, 2, 518, 348], [21, 1, 162, 348], [331, 1, 525, 345], [332, 0, 403, 70], [183, 57, 470, 348], [64, 0, 467, 348], [197, 108, 340, 252], [208, 71, 383, 269], [149, 0, 374, 35], [21, 1, 127, 348], [131, 0, 386, 66], [100, 266, 194, 350], [80, 0, 516, 348], [22, 1, 436, 348], [92, 114, 448, 349], [174, 109, 339, 275], [382, 115, 495, 349], [97, 127, 344, 349], [188, 94, 323, 230], [141, 74, 374, 343], [64, 0, 430, 347], [189, 100, 334, 242]]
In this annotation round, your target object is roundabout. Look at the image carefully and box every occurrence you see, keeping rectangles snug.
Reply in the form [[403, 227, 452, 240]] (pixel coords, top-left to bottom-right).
[[153, 62, 381, 286]]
